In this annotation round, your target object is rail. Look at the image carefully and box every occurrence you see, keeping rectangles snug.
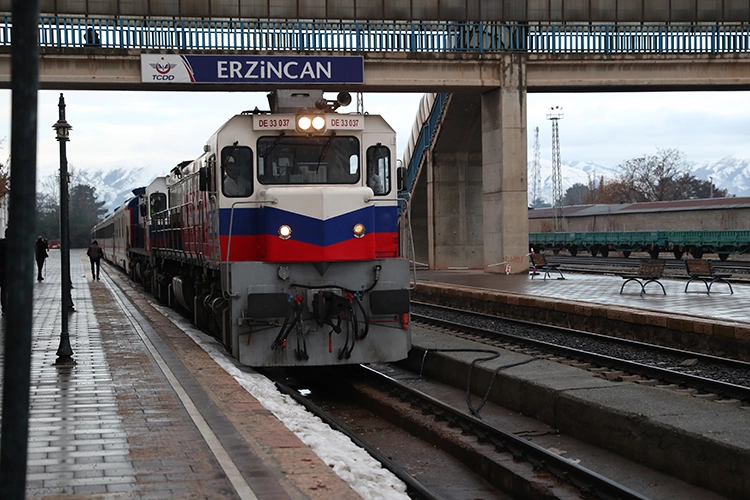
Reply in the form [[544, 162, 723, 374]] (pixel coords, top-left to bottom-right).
[[0, 16, 747, 54]]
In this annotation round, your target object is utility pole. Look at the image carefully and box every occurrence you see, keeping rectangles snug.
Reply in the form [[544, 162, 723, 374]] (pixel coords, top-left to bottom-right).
[[531, 126, 541, 206], [546, 106, 564, 232]]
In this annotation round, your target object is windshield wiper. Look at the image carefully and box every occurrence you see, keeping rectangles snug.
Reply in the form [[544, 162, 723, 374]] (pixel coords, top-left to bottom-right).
[[260, 133, 286, 158], [317, 133, 336, 167]]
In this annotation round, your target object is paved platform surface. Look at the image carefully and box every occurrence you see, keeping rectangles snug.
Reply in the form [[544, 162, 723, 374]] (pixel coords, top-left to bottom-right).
[[415, 267, 750, 325], [0, 250, 360, 500]]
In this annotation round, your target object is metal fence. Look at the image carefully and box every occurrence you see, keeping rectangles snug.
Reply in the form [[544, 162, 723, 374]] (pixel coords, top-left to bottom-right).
[[0, 16, 746, 53]]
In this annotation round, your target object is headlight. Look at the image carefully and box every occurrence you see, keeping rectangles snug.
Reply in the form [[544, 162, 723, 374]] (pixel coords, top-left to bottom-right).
[[278, 225, 292, 240], [312, 115, 326, 130], [353, 223, 365, 239], [297, 115, 326, 133], [297, 116, 312, 131]]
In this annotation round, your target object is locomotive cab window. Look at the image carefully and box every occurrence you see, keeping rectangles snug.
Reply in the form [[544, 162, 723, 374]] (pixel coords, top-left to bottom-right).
[[221, 146, 253, 197], [150, 192, 167, 215], [366, 145, 391, 195], [257, 135, 360, 185]]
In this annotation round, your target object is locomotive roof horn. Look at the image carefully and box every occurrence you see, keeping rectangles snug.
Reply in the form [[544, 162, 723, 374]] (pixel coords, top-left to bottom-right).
[[315, 91, 352, 112]]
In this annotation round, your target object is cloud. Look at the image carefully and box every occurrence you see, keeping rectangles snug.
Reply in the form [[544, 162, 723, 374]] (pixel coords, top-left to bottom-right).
[[528, 91, 750, 167], [1, 88, 749, 185]]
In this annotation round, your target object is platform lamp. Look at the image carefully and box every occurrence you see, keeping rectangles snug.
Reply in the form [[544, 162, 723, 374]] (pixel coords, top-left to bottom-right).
[[52, 93, 75, 366]]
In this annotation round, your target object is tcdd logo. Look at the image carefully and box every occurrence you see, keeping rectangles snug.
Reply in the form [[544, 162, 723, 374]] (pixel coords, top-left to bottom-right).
[[149, 58, 178, 80], [155, 60, 172, 74]]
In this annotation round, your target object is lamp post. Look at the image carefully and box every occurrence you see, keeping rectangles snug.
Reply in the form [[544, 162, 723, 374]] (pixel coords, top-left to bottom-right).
[[53, 93, 75, 366]]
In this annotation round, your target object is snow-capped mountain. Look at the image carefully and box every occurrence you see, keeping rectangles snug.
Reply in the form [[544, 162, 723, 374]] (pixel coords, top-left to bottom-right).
[[74, 155, 750, 216], [74, 166, 160, 216], [691, 156, 750, 198], [528, 155, 750, 205], [528, 158, 620, 204]]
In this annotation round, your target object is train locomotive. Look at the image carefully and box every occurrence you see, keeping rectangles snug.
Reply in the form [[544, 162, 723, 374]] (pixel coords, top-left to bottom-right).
[[92, 90, 412, 367]]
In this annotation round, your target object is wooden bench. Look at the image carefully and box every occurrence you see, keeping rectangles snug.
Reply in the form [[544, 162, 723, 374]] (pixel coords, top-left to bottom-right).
[[619, 259, 666, 297], [529, 253, 564, 280], [684, 259, 733, 295]]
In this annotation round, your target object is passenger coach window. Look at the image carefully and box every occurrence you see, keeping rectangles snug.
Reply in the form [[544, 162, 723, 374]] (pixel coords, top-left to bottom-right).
[[366, 145, 391, 195], [257, 136, 360, 185], [221, 146, 253, 197]]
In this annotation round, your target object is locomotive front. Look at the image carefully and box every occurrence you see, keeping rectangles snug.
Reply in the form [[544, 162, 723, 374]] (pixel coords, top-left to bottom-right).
[[203, 91, 411, 366]]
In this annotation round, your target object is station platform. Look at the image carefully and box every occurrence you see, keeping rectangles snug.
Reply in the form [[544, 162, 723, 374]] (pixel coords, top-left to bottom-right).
[[0, 250, 368, 500], [415, 267, 750, 324], [3, 253, 748, 499], [413, 267, 750, 361]]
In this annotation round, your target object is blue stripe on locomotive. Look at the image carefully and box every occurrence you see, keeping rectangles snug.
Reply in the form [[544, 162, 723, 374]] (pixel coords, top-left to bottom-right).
[[219, 205, 399, 246]]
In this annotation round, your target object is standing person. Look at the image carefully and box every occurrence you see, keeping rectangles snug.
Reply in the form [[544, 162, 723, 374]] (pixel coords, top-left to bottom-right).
[[35, 235, 48, 282], [87, 240, 104, 280], [222, 156, 252, 196]]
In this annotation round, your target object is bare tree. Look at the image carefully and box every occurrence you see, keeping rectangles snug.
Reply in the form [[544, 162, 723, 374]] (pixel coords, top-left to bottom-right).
[[39, 164, 81, 202], [614, 148, 693, 202], [0, 138, 9, 197]]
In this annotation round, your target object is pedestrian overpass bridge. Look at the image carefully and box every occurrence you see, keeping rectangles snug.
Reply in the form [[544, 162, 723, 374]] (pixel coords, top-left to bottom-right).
[[2, 9, 749, 273]]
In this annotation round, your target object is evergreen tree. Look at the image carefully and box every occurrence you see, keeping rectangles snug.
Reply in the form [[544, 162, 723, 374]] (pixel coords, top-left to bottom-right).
[[36, 193, 60, 239], [69, 184, 107, 248], [529, 197, 551, 209], [563, 183, 589, 206]]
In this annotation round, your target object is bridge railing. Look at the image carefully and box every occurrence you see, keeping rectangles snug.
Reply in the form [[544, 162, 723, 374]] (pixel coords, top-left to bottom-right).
[[0, 16, 742, 53], [401, 93, 449, 199], [530, 23, 750, 53]]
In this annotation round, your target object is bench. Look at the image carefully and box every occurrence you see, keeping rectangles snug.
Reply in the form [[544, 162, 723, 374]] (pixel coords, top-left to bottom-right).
[[684, 259, 733, 295], [619, 259, 666, 297], [529, 253, 564, 280]]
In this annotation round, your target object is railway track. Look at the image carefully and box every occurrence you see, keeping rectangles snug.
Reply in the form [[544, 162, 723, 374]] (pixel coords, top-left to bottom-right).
[[412, 301, 750, 405], [104, 260, 743, 499], [266, 364, 653, 500]]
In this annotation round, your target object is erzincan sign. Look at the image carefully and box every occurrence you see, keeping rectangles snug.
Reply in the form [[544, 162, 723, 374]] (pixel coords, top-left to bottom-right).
[[141, 54, 364, 84]]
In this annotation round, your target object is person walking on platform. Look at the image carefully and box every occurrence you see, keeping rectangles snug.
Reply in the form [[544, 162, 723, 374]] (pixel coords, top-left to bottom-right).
[[35, 235, 48, 282], [87, 240, 104, 280]]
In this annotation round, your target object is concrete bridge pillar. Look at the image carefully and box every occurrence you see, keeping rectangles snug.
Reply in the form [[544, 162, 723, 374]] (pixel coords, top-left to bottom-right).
[[481, 55, 529, 274], [409, 54, 528, 273], [422, 93, 484, 270]]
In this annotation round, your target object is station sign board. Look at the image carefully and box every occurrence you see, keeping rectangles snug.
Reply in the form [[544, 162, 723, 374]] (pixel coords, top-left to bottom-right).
[[141, 54, 364, 84]]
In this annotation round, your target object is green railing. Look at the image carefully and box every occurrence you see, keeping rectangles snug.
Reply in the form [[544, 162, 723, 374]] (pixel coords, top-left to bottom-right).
[[0, 16, 744, 54]]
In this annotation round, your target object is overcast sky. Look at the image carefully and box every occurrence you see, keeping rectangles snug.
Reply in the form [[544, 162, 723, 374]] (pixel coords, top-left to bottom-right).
[[1, 89, 750, 185]]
